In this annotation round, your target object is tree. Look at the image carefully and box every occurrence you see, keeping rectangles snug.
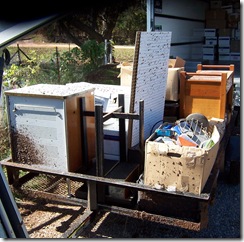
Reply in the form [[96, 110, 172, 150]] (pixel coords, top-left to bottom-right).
[[40, 0, 146, 46], [113, 3, 146, 45]]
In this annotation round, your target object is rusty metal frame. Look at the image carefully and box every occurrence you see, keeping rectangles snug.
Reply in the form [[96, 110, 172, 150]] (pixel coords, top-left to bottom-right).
[[0, 157, 213, 200], [0, 156, 218, 235]]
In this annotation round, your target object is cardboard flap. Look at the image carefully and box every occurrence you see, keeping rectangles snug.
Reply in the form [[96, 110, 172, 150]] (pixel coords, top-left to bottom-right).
[[168, 56, 185, 68], [174, 56, 186, 68]]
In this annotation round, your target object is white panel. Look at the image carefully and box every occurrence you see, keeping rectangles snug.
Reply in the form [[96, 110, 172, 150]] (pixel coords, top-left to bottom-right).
[[155, 17, 204, 43], [7, 95, 67, 171], [129, 31, 171, 147], [153, 0, 208, 60], [169, 44, 203, 60], [154, 18, 204, 59], [66, 83, 131, 112], [5, 83, 95, 172], [92, 84, 131, 113]]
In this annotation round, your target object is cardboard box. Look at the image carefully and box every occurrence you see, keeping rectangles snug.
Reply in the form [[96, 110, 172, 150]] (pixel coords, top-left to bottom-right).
[[117, 62, 133, 86], [166, 67, 184, 101], [168, 56, 185, 68], [203, 45, 217, 54], [205, 37, 217, 45], [218, 53, 231, 60], [166, 57, 185, 101], [204, 28, 217, 37], [203, 54, 216, 60], [144, 125, 220, 195], [118, 57, 186, 102], [218, 46, 230, 54], [218, 36, 231, 46]]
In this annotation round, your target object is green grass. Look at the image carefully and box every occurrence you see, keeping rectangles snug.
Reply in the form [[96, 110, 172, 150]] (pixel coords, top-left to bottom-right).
[[6, 45, 135, 86], [113, 48, 134, 62], [7, 45, 135, 64]]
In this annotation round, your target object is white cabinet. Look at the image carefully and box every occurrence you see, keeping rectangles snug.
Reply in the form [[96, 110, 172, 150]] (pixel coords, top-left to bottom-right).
[[5, 83, 95, 173]]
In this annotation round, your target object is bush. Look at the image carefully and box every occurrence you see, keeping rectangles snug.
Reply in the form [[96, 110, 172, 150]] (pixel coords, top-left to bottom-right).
[[80, 40, 105, 74]]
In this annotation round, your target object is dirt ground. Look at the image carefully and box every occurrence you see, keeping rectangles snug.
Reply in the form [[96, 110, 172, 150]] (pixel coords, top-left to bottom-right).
[[12, 186, 136, 239], [16, 198, 82, 238]]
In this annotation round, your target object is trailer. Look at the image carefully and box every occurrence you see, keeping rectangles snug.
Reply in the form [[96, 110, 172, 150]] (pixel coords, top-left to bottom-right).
[[0, 86, 238, 237], [0, 31, 239, 238]]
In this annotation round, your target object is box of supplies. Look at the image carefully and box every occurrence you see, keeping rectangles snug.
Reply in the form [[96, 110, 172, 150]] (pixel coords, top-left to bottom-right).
[[166, 57, 185, 101], [143, 124, 220, 195]]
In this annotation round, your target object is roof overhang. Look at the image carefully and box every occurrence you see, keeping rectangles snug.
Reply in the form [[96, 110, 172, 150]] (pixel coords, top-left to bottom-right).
[[0, 14, 63, 50]]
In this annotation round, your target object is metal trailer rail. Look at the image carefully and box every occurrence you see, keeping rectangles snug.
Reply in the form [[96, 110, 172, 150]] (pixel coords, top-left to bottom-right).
[[0, 94, 237, 238]]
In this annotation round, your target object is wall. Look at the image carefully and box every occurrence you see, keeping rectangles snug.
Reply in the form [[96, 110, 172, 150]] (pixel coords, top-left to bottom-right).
[[150, 0, 209, 60]]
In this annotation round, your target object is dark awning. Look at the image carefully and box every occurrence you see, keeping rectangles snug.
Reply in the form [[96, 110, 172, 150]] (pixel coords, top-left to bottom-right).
[[0, 14, 61, 49]]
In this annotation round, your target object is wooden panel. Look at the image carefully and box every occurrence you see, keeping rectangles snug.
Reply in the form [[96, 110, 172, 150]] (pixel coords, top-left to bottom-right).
[[66, 95, 82, 172], [84, 92, 96, 164], [184, 97, 221, 119], [185, 82, 221, 98], [66, 91, 95, 172], [197, 64, 235, 72]]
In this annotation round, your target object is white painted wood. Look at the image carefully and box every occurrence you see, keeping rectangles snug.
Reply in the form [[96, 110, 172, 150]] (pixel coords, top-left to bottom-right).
[[129, 31, 171, 147], [5, 84, 94, 172]]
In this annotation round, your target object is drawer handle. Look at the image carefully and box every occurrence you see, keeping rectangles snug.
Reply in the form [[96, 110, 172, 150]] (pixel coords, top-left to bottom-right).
[[13, 104, 56, 113]]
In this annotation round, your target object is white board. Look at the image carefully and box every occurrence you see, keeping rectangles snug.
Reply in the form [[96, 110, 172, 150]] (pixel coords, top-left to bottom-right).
[[128, 31, 172, 148]]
